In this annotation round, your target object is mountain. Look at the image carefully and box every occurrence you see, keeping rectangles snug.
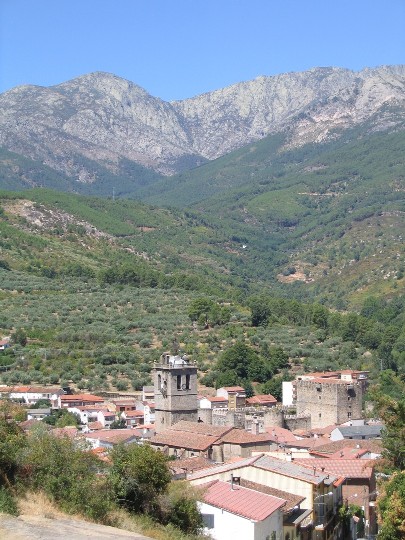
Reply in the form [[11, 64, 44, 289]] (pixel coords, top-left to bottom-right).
[[1, 66, 405, 193]]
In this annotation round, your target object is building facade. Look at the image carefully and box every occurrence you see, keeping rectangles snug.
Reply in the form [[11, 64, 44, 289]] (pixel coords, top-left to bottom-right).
[[153, 352, 198, 432], [296, 379, 363, 429]]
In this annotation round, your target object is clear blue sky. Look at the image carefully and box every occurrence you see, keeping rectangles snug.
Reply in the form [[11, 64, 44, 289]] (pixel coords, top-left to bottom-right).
[[1, 0, 404, 101]]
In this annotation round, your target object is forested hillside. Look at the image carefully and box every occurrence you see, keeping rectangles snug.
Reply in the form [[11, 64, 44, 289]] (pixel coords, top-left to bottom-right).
[[0, 189, 404, 393]]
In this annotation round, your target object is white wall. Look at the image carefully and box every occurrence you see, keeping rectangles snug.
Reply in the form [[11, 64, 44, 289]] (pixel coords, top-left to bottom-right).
[[282, 381, 294, 406], [199, 502, 282, 540]]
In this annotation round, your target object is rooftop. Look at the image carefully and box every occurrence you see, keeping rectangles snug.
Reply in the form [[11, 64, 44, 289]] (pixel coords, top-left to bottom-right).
[[188, 455, 263, 481], [336, 425, 383, 437], [310, 439, 383, 456], [265, 426, 299, 443], [170, 420, 233, 437], [61, 393, 104, 403], [169, 456, 216, 475], [219, 386, 245, 393], [239, 479, 305, 513], [254, 455, 339, 485], [150, 430, 220, 451], [220, 428, 274, 445], [84, 428, 142, 444], [294, 458, 375, 479], [246, 394, 277, 405], [200, 480, 286, 521]]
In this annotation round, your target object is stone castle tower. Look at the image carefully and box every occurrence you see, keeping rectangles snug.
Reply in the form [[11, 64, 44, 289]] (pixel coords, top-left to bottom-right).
[[296, 379, 363, 428], [153, 351, 198, 432]]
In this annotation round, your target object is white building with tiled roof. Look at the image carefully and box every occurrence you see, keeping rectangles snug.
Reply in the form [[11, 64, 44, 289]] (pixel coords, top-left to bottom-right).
[[189, 453, 344, 539], [198, 479, 286, 540]]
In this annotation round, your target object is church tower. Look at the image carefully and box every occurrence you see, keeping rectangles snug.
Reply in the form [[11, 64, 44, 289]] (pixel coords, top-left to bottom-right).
[[153, 351, 198, 432]]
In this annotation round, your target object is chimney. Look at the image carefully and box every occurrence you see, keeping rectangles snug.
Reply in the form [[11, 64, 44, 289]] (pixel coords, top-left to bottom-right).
[[230, 474, 235, 490], [253, 419, 260, 435]]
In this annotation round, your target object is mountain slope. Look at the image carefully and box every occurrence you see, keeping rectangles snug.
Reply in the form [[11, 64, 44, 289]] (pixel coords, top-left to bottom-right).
[[1, 66, 405, 192]]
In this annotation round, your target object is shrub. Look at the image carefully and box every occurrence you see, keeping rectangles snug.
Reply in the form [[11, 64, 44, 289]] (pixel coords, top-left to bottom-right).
[[0, 487, 18, 515]]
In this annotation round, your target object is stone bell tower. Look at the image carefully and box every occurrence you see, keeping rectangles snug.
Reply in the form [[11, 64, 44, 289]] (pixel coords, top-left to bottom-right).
[[153, 351, 198, 432]]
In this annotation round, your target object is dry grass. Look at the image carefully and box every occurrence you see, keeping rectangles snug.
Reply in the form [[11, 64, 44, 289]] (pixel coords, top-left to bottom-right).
[[16, 493, 205, 540], [17, 491, 68, 520]]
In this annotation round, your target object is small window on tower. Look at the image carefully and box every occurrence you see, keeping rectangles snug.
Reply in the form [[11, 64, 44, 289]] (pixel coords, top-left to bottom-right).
[[177, 375, 181, 390], [186, 374, 190, 390]]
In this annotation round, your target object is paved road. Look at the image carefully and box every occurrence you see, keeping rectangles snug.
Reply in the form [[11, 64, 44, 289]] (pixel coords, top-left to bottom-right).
[[0, 514, 153, 539]]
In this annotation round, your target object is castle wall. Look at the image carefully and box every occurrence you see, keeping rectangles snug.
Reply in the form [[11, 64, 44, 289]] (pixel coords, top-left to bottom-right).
[[296, 380, 363, 429]]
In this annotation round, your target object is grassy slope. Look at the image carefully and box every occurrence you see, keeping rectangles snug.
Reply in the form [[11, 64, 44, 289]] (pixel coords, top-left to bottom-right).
[[137, 122, 405, 309]]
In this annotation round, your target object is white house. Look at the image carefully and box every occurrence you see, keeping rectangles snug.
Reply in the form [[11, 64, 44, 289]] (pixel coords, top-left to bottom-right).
[[199, 396, 228, 409], [97, 409, 116, 428], [190, 454, 344, 540], [0, 386, 64, 407], [133, 400, 155, 425], [199, 479, 285, 540], [83, 428, 142, 449], [26, 408, 51, 421], [67, 406, 99, 425]]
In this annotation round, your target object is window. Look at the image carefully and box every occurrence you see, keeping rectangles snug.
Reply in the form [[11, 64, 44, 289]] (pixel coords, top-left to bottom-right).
[[348, 412, 352, 418], [177, 375, 181, 390], [319, 413, 322, 418], [186, 374, 190, 390], [202, 514, 214, 529]]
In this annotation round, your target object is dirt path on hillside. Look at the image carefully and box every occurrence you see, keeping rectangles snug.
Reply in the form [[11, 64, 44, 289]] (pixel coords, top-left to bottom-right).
[[0, 514, 152, 539]]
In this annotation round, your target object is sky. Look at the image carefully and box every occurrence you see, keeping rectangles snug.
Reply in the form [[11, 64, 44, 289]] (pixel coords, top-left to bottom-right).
[[1, 0, 405, 101]]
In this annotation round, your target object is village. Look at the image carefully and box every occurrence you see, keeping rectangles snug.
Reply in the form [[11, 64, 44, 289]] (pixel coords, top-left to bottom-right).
[[0, 350, 383, 540]]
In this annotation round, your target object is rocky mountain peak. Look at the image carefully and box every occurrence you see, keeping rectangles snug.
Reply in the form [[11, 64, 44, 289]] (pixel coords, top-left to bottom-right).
[[0, 65, 404, 183]]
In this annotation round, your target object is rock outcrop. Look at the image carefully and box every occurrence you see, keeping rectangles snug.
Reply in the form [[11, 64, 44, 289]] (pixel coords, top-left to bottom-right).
[[1, 66, 405, 181]]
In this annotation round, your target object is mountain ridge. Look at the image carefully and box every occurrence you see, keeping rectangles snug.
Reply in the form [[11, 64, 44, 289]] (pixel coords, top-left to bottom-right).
[[1, 65, 405, 190]]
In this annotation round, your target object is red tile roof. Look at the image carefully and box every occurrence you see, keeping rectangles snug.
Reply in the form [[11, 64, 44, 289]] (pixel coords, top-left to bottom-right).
[[150, 430, 220, 451], [310, 439, 383, 456], [200, 480, 286, 521], [327, 447, 369, 459], [221, 386, 245, 393], [87, 421, 103, 430], [188, 455, 264, 481], [61, 393, 104, 403], [254, 455, 340, 485], [294, 458, 375, 479], [239, 479, 305, 513], [171, 421, 233, 437], [85, 428, 142, 444], [265, 426, 298, 443], [0, 385, 62, 394], [220, 428, 273, 445], [124, 410, 144, 417], [283, 437, 330, 450], [310, 425, 336, 436], [170, 456, 216, 475], [246, 394, 277, 405]]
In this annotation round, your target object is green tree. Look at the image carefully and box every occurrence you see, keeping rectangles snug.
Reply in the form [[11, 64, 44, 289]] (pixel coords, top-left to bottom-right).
[[377, 472, 405, 540], [215, 342, 270, 387], [161, 480, 203, 535], [10, 328, 27, 347], [22, 431, 111, 521], [249, 296, 271, 327], [109, 443, 171, 514], [0, 404, 26, 489]]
